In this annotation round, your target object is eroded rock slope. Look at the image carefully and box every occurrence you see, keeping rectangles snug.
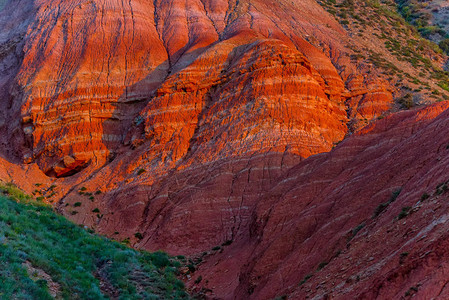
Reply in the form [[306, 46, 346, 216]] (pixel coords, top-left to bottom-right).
[[1, 0, 449, 299]]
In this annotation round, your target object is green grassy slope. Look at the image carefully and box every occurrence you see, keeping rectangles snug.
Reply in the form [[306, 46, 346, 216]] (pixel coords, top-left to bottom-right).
[[318, 0, 449, 103], [0, 183, 188, 299]]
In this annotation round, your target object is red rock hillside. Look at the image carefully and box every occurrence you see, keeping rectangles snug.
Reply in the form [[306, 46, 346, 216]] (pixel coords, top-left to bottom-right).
[[1, 0, 449, 299]]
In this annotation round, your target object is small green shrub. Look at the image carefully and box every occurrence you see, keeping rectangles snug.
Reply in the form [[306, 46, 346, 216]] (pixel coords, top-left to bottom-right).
[[151, 251, 170, 269], [398, 206, 412, 220], [74, 202, 82, 207], [420, 193, 429, 201], [194, 276, 202, 284], [436, 182, 448, 195], [187, 264, 196, 273], [439, 39, 449, 55], [222, 240, 233, 246], [398, 93, 414, 109], [298, 274, 313, 286], [373, 202, 389, 218], [373, 188, 402, 218], [349, 223, 365, 241], [317, 261, 328, 271], [405, 285, 418, 297], [399, 252, 409, 263]]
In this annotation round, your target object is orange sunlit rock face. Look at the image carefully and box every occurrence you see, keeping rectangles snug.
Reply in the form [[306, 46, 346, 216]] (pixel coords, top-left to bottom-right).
[[1, 0, 393, 177]]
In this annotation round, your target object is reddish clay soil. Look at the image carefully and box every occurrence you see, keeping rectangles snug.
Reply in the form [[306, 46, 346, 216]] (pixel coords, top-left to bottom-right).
[[1, 0, 449, 299]]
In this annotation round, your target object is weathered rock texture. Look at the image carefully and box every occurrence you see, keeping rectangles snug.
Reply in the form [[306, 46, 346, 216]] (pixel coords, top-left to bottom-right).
[[1, 0, 449, 299], [67, 101, 449, 300], [1, 0, 401, 178]]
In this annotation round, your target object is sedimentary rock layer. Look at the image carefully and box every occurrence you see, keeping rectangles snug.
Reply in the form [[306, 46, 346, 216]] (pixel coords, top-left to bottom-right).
[[2, 0, 448, 299], [67, 99, 449, 300], [0, 0, 394, 178]]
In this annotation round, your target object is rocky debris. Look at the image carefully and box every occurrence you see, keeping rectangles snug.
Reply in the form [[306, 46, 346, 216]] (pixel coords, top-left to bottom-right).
[[23, 261, 61, 298]]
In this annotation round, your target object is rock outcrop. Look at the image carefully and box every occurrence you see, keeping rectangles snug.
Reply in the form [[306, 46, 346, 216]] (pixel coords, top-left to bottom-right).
[[1, 0, 398, 178], [66, 101, 449, 299]]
